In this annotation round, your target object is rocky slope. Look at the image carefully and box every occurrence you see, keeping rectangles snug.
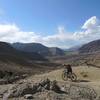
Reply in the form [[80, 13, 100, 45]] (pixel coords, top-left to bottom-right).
[[79, 39, 100, 54]]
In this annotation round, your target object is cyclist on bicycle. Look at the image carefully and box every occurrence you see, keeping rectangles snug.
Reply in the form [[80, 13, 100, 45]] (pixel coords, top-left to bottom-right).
[[62, 64, 77, 81], [63, 64, 72, 75]]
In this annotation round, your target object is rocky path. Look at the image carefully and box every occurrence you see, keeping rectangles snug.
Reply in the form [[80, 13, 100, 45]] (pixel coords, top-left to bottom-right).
[[0, 78, 99, 100], [0, 67, 100, 100]]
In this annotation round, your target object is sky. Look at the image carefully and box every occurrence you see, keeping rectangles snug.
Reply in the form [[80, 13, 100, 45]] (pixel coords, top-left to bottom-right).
[[0, 0, 100, 48]]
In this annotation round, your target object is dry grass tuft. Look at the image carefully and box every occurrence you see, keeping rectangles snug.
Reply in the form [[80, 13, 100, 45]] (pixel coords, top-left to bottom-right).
[[80, 71, 88, 78]]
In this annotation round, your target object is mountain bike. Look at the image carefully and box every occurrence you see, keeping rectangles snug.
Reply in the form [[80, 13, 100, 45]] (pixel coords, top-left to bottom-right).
[[62, 70, 77, 81]]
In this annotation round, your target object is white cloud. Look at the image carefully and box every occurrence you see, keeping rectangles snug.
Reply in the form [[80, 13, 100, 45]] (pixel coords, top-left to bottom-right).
[[0, 23, 42, 43], [41, 26, 74, 48], [43, 16, 100, 48], [43, 26, 73, 41], [0, 16, 100, 48], [0, 24, 74, 48], [82, 16, 99, 29], [73, 16, 100, 40]]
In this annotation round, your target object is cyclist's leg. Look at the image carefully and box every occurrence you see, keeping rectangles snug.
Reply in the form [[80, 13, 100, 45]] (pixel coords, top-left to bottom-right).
[[67, 71, 72, 77]]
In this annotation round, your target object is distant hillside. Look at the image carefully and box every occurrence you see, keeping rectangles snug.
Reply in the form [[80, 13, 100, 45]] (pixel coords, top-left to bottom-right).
[[0, 42, 51, 74], [0, 42, 46, 62], [48, 40, 100, 66], [12, 42, 65, 56], [79, 39, 100, 54], [67, 45, 82, 52], [12, 42, 50, 56], [49, 47, 65, 56]]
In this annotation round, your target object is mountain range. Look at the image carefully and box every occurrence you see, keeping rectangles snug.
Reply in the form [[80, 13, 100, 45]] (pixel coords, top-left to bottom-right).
[[12, 43, 65, 56]]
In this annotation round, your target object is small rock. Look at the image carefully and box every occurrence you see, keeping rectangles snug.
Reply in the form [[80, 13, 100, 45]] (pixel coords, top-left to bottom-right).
[[24, 94, 33, 99], [61, 86, 66, 91]]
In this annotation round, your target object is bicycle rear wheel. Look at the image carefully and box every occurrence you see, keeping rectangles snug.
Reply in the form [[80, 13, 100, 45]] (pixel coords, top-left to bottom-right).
[[62, 72, 68, 81]]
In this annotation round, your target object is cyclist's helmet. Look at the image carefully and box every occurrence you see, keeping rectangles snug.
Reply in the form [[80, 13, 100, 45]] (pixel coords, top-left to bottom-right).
[[62, 64, 66, 66], [62, 64, 67, 68], [63, 64, 71, 68]]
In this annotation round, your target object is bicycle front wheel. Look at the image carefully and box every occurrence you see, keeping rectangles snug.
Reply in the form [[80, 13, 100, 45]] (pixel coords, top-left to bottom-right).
[[70, 73, 77, 81]]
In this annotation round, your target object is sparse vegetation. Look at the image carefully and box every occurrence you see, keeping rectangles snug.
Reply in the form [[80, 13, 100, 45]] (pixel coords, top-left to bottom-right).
[[80, 71, 88, 78]]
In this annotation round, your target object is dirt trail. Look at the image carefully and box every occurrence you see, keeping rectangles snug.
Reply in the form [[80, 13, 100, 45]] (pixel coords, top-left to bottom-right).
[[25, 66, 100, 94]]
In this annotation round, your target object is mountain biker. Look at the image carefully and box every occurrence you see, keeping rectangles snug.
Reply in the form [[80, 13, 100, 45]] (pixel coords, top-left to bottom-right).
[[63, 64, 72, 75]]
